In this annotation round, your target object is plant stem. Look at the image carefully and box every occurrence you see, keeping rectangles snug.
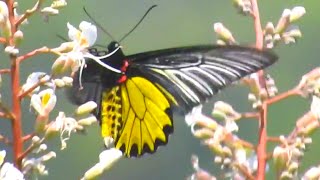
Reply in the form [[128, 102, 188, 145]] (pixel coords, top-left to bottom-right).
[[6, 0, 23, 169], [250, 0, 267, 179]]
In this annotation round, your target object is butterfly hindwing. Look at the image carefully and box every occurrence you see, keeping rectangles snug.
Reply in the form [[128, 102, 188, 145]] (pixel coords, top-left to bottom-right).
[[101, 76, 173, 157]]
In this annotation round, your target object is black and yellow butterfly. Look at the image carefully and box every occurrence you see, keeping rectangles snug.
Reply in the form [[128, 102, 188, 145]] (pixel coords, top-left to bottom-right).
[[67, 41, 277, 157]]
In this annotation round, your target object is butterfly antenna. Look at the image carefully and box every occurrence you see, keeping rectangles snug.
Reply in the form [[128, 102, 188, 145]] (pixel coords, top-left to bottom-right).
[[56, 34, 105, 48], [83, 7, 116, 41], [119, 4, 157, 42], [56, 34, 69, 42]]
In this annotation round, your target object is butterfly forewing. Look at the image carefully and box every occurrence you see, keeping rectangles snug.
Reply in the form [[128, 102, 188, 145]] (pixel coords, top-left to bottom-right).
[[128, 45, 277, 112]]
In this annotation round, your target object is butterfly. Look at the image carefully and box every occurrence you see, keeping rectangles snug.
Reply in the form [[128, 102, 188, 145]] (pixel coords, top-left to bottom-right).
[[67, 41, 278, 157]]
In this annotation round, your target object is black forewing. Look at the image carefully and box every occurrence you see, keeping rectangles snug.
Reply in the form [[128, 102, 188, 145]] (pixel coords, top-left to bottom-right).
[[126, 45, 278, 113]]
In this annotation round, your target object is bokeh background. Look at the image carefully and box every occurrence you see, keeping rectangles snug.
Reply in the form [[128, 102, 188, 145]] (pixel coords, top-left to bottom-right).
[[0, 0, 319, 179]]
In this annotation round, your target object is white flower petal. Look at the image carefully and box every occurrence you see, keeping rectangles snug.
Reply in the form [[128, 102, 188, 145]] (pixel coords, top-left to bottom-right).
[[225, 119, 239, 132], [311, 96, 320, 119], [79, 21, 97, 46], [44, 94, 57, 113], [67, 22, 80, 42], [185, 105, 203, 126], [30, 94, 43, 114], [0, 1, 8, 18], [0, 150, 6, 166], [0, 163, 24, 180]]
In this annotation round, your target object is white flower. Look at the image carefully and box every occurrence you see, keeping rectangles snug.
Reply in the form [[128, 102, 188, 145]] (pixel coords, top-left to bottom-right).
[[0, 1, 8, 19], [0, 1, 8, 26], [311, 96, 320, 119], [67, 21, 97, 49], [82, 148, 122, 180], [53, 21, 122, 88], [0, 150, 24, 179], [185, 105, 218, 134], [303, 166, 320, 180], [225, 118, 239, 133], [30, 89, 57, 116], [0, 163, 24, 180], [21, 72, 52, 94], [22, 152, 56, 176], [53, 112, 78, 150], [0, 150, 5, 166]]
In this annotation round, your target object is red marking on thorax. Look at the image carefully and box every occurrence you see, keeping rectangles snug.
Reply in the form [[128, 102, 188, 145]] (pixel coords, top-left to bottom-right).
[[121, 60, 129, 72], [117, 59, 129, 83]]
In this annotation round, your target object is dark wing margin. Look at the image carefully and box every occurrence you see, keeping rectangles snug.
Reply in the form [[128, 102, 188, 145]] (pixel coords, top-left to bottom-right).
[[127, 45, 278, 113]]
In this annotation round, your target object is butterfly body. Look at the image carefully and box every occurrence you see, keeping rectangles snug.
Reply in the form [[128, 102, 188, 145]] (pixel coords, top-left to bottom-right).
[[68, 42, 277, 157]]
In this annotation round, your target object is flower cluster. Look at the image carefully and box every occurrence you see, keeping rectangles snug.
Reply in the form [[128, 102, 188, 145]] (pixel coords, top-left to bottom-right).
[[264, 6, 306, 48], [185, 104, 257, 179]]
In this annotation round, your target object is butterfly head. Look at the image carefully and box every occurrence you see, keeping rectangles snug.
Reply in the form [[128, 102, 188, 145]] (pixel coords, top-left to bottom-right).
[[104, 41, 126, 67]]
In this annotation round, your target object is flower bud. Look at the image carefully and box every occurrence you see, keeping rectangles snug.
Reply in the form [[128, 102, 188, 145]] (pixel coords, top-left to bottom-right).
[[290, 6, 306, 23], [273, 146, 288, 171], [280, 171, 293, 180], [40, 151, 56, 162], [275, 9, 291, 34], [13, 30, 23, 46], [288, 162, 299, 173], [53, 78, 65, 88], [44, 122, 60, 139], [35, 114, 49, 133], [213, 22, 236, 44], [78, 115, 97, 126], [32, 136, 41, 144], [303, 166, 320, 180], [212, 101, 241, 120], [82, 148, 122, 180], [51, 0, 67, 8], [265, 22, 275, 35], [62, 76, 73, 86], [4, 46, 19, 55], [75, 101, 97, 116], [51, 55, 70, 75], [287, 28, 302, 38], [193, 128, 214, 139], [41, 7, 59, 15]]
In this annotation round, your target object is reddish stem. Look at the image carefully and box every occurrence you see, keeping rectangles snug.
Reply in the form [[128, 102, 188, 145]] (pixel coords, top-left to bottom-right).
[[0, 134, 11, 145], [0, 111, 11, 120], [266, 136, 282, 143], [0, 37, 6, 44], [6, 0, 23, 169], [257, 103, 267, 180], [19, 77, 49, 99], [22, 133, 35, 142], [241, 112, 259, 119], [250, 0, 267, 179], [0, 69, 11, 74], [17, 46, 50, 63], [266, 88, 300, 105]]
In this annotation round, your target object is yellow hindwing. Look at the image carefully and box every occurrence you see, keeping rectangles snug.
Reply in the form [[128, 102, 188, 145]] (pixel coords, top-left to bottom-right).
[[101, 77, 174, 157]]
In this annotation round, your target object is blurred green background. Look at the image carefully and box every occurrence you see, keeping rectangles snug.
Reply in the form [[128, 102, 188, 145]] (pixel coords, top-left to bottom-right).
[[0, 0, 319, 179]]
